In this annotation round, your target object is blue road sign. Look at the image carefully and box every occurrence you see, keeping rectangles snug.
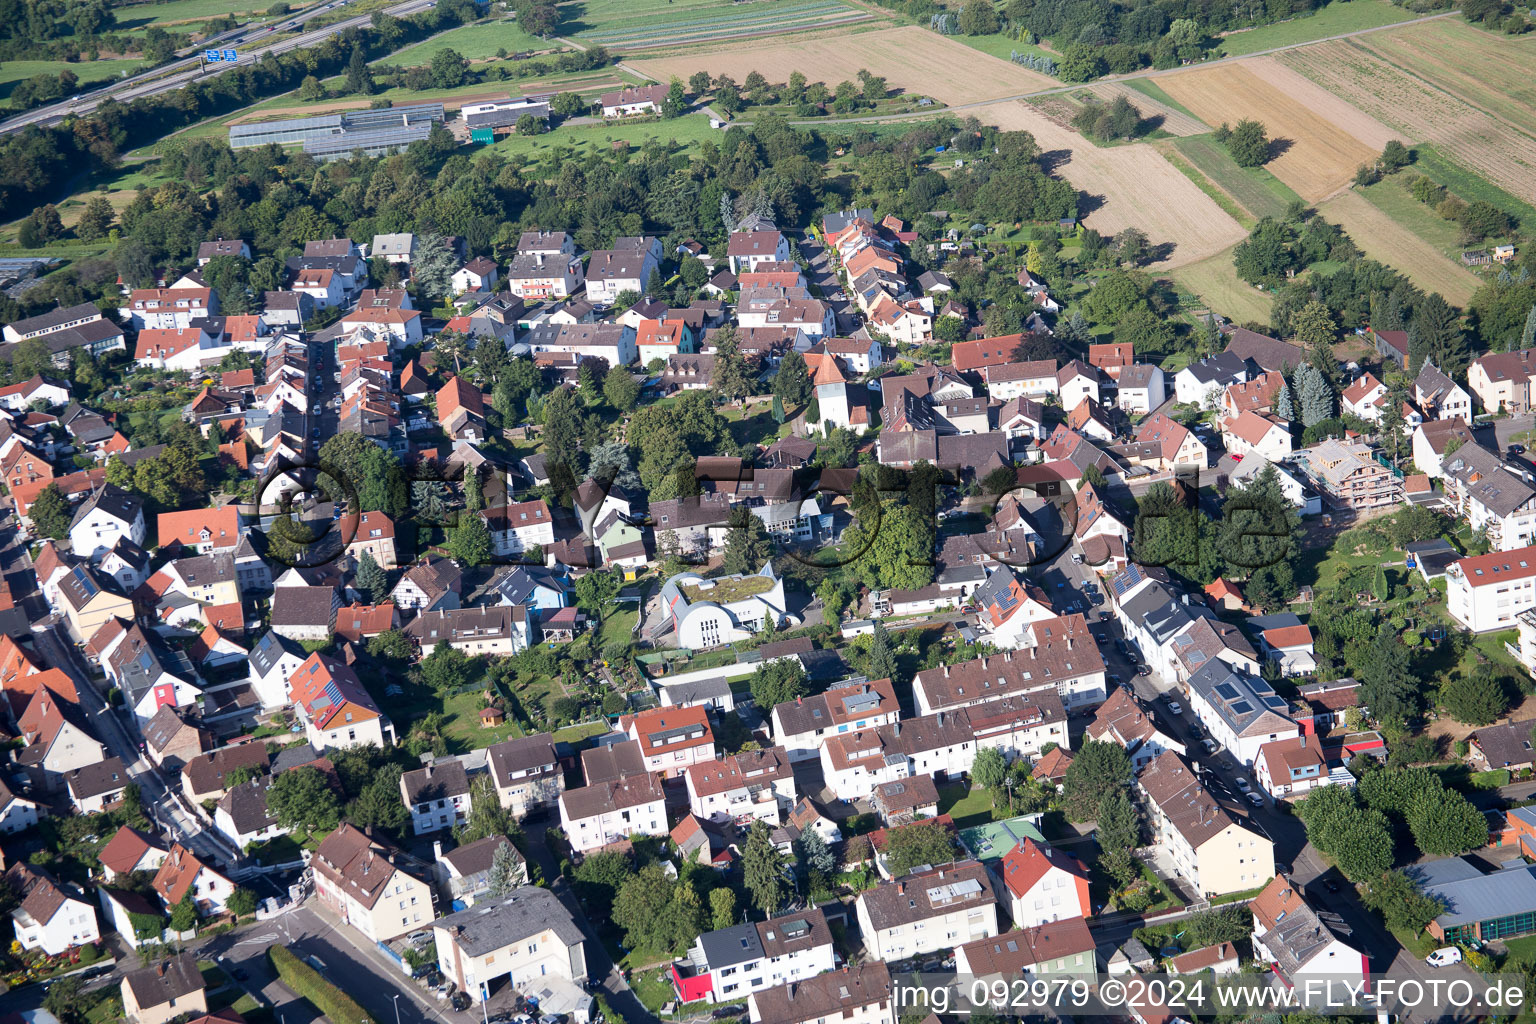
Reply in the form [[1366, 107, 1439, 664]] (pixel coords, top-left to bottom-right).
[[205, 48, 239, 61]]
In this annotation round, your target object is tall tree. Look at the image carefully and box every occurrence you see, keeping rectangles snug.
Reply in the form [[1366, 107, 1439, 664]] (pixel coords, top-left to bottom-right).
[[460, 777, 517, 844], [26, 484, 71, 540], [867, 619, 897, 681], [1412, 293, 1467, 374], [742, 820, 787, 914], [1291, 301, 1339, 383], [448, 511, 492, 566], [1358, 629, 1418, 731], [711, 327, 754, 404], [1061, 740, 1132, 822], [486, 840, 523, 897], [709, 886, 737, 930], [1095, 790, 1140, 886], [722, 506, 773, 575], [541, 386, 582, 475], [773, 349, 812, 407], [1298, 363, 1334, 427]]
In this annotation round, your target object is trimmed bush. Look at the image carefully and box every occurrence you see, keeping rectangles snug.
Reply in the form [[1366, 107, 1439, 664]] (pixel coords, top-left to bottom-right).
[[268, 945, 379, 1024]]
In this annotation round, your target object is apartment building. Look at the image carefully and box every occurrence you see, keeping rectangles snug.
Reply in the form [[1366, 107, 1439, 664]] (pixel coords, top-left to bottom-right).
[[855, 861, 1000, 961], [912, 644, 1106, 718], [999, 838, 1091, 928], [1185, 658, 1296, 768], [487, 733, 565, 817], [312, 823, 434, 943], [1300, 439, 1400, 512], [684, 746, 797, 824], [434, 886, 587, 1005], [671, 908, 836, 1004], [559, 773, 668, 853], [622, 705, 716, 778], [771, 678, 900, 762], [747, 963, 893, 1024], [1448, 546, 1536, 632], [1137, 752, 1274, 898]]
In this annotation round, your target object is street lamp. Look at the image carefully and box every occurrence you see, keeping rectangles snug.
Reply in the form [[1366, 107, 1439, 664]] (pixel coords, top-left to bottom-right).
[[392, 994, 402, 1024]]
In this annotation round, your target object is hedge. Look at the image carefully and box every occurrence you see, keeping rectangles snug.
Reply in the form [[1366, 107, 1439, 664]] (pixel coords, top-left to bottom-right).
[[268, 945, 379, 1024]]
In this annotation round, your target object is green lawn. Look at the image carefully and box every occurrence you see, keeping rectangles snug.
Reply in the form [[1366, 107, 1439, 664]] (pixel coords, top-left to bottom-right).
[[1173, 133, 1303, 221], [0, 57, 144, 100], [1409, 143, 1536, 229], [375, 18, 566, 65], [440, 689, 531, 750], [937, 781, 997, 829], [113, 0, 309, 27], [1359, 172, 1472, 252], [554, 719, 611, 744], [1214, 0, 1417, 56], [945, 32, 1058, 64]]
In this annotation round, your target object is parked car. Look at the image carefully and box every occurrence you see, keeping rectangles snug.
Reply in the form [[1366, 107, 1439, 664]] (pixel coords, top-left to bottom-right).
[[1167, 702, 1183, 715], [453, 992, 473, 1011], [1201, 738, 1218, 754], [1246, 792, 1264, 807], [1426, 947, 1463, 967], [1235, 777, 1251, 792], [712, 1007, 747, 1020]]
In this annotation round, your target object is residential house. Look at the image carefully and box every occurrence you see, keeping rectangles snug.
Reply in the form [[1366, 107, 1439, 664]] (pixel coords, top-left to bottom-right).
[[151, 844, 234, 915], [746, 963, 893, 1024], [392, 555, 463, 612], [433, 885, 587, 1004], [68, 485, 145, 562], [772, 678, 900, 762], [855, 861, 1000, 961], [212, 776, 284, 849], [401, 760, 473, 835], [1254, 734, 1331, 800], [1468, 717, 1536, 773], [269, 585, 339, 643], [289, 651, 391, 751], [998, 838, 1090, 928], [1448, 545, 1536, 632], [955, 920, 1097, 982], [98, 825, 168, 882], [622, 705, 716, 778], [1222, 411, 1292, 462], [1173, 353, 1248, 408], [1250, 874, 1368, 1000], [559, 773, 668, 853], [1086, 687, 1186, 771], [180, 743, 269, 804], [435, 834, 527, 910], [1341, 372, 1390, 422], [1137, 751, 1274, 897], [671, 908, 835, 1005], [600, 84, 667, 116], [312, 823, 434, 942], [5, 862, 100, 955], [685, 746, 797, 824], [121, 954, 207, 1024], [1470, 347, 1536, 415], [66, 756, 129, 813], [1185, 658, 1297, 766], [505, 251, 584, 301], [1416, 362, 1473, 424], [157, 507, 243, 554], [1115, 364, 1165, 415]]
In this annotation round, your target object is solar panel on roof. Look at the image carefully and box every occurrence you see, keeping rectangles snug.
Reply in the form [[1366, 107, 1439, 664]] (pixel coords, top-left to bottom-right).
[[1230, 700, 1253, 715], [1264, 695, 1288, 708], [1215, 682, 1240, 700]]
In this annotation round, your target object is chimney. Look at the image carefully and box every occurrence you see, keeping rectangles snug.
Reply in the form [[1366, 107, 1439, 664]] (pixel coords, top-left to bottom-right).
[[433, 840, 443, 861], [1030, 648, 1037, 659], [1067, 638, 1074, 650], [1003, 651, 1012, 663], [942, 665, 949, 678]]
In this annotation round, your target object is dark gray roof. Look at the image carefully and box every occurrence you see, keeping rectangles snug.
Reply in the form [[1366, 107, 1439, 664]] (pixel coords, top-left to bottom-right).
[[69, 484, 142, 532], [270, 585, 338, 628], [216, 776, 278, 834], [123, 953, 204, 1009], [442, 834, 522, 878], [487, 733, 559, 784], [857, 861, 995, 932], [271, 742, 324, 774], [6, 302, 102, 336], [1120, 582, 1196, 644], [700, 921, 763, 969], [249, 630, 305, 679], [143, 705, 199, 754], [1187, 658, 1295, 738], [1182, 351, 1247, 384], [66, 756, 129, 800], [435, 885, 585, 956], [1443, 442, 1536, 517], [402, 760, 471, 804]]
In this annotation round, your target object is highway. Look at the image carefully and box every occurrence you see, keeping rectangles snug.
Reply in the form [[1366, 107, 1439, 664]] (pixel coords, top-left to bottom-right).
[[0, 0, 438, 137]]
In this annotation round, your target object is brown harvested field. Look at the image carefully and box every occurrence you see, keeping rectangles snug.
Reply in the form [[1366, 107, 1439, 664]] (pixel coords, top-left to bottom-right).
[[1355, 19, 1536, 138], [1156, 61, 1393, 201], [628, 25, 1056, 106], [1280, 40, 1536, 207], [969, 100, 1247, 268], [1319, 191, 1481, 304], [1086, 81, 1208, 136]]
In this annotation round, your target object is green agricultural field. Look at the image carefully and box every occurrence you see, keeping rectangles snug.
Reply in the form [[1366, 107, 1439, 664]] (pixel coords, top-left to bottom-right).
[[487, 111, 723, 160], [1411, 143, 1536, 229], [568, 0, 866, 50], [1122, 78, 1203, 123], [1214, 0, 1416, 56], [1160, 145, 1254, 229], [375, 18, 564, 65], [1172, 134, 1302, 221], [112, 0, 308, 28], [1358, 174, 1469, 253], [943, 32, 1058, 66], [0, 58, 144, 102]]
